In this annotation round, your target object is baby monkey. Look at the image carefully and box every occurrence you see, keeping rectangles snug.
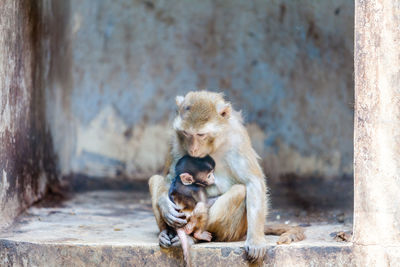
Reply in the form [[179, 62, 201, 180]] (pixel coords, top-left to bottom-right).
[[168, 155, 215, 266]]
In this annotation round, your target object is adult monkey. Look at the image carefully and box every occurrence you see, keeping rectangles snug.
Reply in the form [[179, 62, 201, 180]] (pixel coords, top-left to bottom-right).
[[149, 91, 304, 262]]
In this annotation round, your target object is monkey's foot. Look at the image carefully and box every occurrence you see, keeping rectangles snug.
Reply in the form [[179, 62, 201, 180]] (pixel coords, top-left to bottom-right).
[[184, 221, 196, 234], [193, 230, 212, 242], [277, 227, 305, 245]]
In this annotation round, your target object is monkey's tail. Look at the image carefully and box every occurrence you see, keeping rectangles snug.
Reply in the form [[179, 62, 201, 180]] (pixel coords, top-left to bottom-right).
[[177, 228, 192, 267]]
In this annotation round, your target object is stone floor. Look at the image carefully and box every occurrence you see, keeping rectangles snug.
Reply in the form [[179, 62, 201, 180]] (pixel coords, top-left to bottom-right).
[[0, 190, 354, 266]]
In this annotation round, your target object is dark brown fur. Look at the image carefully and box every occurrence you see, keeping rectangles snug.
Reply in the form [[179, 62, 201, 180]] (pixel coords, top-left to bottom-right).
[[168, 155, 215, 266]]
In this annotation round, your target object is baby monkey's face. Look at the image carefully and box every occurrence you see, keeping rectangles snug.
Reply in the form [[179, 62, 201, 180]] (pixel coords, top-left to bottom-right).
[[197, 169, 215, 186], [179, 169, 215, 187]]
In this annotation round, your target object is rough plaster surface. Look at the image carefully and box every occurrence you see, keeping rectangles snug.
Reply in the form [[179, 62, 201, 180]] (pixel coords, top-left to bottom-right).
[[45, 0, 354, 183], [75, 106, 172, 178], [0, 0, 57, 228], [354, 0, 400, 255], [353, 0, 400, 264], [0, 191, 354, 266]]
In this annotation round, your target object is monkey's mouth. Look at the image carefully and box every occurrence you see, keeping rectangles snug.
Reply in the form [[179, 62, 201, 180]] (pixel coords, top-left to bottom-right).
[[189, 152, 207, 158]]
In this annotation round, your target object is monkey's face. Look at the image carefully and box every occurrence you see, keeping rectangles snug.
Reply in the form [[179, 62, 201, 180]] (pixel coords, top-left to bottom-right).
[[195, 171, 216, 186], [203, 171, 215, 185], [179, 170, 215, 186], [173, 91, 231, 157], [178, 130, 215, 158]]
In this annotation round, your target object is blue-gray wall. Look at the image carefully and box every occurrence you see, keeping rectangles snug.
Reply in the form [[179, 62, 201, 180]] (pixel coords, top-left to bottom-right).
[[45, 0, 354, 182]]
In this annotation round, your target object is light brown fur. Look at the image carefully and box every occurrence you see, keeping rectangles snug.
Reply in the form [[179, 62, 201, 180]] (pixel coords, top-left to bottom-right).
[[148, 174, 169, 232], [264, 224, 305, 244], [177, 202, 211, 267], [149, 91, 304, 263], [207, 184, 248, 242]]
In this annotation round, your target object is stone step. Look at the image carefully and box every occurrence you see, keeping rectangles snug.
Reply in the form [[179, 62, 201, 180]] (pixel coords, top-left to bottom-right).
[[0, 191, 353, 266]]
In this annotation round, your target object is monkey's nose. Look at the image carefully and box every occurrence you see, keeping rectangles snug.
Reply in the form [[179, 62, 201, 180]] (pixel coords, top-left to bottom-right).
[[189, 148, 198, 157]]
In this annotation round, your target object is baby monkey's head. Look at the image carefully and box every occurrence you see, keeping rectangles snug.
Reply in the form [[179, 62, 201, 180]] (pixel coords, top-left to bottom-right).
[[175, 155, 215, 187]]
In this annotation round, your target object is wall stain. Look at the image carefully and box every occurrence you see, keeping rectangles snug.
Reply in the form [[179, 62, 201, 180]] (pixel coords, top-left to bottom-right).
[[0, 0, 60, 228]]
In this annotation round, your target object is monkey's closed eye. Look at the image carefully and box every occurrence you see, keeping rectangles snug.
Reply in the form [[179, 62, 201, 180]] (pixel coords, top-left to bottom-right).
[[197, 133, 207, 139], [182, 131, 190, 137]]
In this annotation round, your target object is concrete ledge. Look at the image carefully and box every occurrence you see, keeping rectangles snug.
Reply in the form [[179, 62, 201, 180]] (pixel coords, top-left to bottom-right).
[[0, 240, 353, 266], [0, 191, 353, 266]]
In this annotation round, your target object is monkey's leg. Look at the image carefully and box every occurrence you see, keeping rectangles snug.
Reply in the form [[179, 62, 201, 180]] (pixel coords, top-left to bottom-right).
[[264, 224, 305, 244], [148, 175, 168, 232], [184, 216, 197, 235], [149, 175, 188, 248], [207, 184, 248, 242], [193, 230, 212, 242], [185, 202, 209, 236]]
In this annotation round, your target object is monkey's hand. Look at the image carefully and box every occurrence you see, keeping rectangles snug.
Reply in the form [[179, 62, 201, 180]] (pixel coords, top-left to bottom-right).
[[244, 238, 267, 263], [158, 195, 187, 228], [158, 229, 172, 248], [159, 229, 190, 248]]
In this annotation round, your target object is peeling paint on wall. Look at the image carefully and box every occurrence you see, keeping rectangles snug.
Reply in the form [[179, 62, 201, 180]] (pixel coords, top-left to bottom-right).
[[74, 106, 172, 178]]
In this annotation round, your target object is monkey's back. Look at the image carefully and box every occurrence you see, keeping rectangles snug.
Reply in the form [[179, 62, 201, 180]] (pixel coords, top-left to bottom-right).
[[169, 177, 205, 212], [170, 192, 197, 212]]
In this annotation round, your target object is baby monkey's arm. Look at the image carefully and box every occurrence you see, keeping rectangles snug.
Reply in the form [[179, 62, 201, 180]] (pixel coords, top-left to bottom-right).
[[184, 188, 212, 241]]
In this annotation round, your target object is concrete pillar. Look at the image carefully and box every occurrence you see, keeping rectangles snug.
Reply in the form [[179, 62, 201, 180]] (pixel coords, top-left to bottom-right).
[[354, 0, 400, 264]]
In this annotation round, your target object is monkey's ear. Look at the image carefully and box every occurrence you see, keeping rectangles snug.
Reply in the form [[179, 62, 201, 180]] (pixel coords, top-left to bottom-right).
[[180, 173, 194, 185], [217, 102, 231, 118], [176, 96, 185, 107]]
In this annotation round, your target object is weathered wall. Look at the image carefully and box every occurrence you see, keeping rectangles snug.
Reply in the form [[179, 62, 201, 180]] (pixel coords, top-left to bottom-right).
[[353, 0, 400, 264], [0, 0, 58, 228], [45, 1, 354, 189]]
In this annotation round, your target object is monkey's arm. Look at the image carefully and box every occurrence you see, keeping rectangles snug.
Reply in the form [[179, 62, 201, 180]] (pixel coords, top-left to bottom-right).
[[149, 175, 169, 231], [150, 174, 187, 229], [243, 175, 267, 261], [150, 145, 189, 229], [192, 188, 208, 203], [230, 150, 267, 262], [162, 146, 173, 176], [185, 190, 210, 236]]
